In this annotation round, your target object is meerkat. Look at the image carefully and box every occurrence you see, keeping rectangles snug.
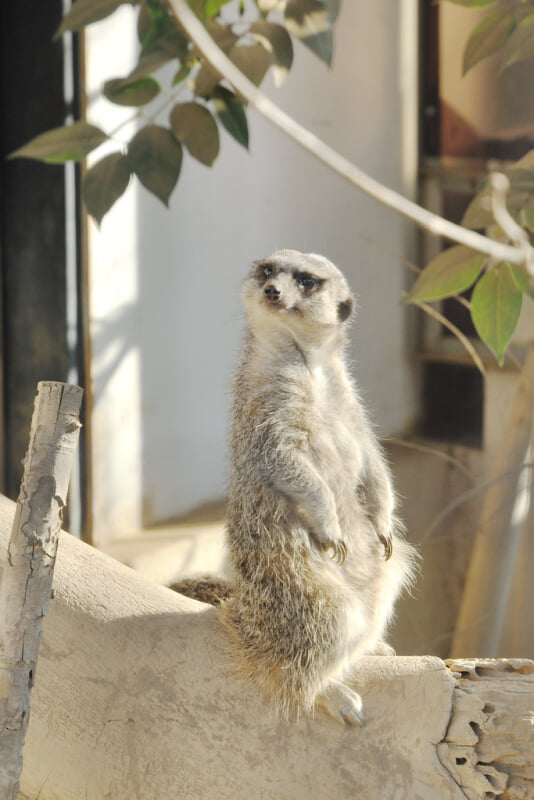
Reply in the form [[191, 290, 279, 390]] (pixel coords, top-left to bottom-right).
[[172, 249, 417, 726]]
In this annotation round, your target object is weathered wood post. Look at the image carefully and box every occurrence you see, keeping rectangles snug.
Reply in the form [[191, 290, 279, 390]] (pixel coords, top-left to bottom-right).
[[0, 382, 83, 799], [451, 346, 534, 657]]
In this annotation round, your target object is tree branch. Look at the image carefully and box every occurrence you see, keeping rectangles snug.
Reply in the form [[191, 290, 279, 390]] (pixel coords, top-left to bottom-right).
[[168, 0, 534, 272]]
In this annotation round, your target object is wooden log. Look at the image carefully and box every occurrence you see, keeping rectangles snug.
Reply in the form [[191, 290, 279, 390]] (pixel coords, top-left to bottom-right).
[[441, 658, 534, 799], [450, 346, 534, 658], [0, 382, 83, 799], [0, 493, 531, 799]]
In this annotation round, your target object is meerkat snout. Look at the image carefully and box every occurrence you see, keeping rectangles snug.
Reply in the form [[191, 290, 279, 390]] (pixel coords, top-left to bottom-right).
[[264, 283, 281, 302]]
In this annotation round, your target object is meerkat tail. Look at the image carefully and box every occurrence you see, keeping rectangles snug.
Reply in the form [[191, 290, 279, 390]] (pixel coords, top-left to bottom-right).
[[170, 576, 232, 606]]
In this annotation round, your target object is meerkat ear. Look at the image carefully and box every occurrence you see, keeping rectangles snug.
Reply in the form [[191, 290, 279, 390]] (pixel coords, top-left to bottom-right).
[[337, 297, 353, 322]]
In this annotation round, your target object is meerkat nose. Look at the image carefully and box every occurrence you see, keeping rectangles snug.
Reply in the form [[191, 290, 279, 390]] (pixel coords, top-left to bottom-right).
[[264, 284, 281, 302]]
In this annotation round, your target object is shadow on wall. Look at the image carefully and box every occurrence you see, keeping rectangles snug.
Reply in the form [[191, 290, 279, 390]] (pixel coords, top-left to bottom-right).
[[91, 304, 139, 403]]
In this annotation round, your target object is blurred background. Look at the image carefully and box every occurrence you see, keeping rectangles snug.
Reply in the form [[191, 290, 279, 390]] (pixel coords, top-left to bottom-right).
[[1, 0, 533, 659]]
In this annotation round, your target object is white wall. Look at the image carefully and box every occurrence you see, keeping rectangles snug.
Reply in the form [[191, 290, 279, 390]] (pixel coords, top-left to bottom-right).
[[87, 1, 419, 542]]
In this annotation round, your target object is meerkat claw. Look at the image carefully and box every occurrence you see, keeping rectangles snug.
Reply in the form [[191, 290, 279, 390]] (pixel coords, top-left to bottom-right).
[[318, 683, 365, 727], [329, 540, 347, 565], [377, 532, 393, 560], [340, 703, 365, 727]]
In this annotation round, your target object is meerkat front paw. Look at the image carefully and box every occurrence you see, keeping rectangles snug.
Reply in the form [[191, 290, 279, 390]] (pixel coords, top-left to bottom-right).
[[317, 681, 365, 727], [308, 517, 347, 564], [370, 513, 393, 560], [312, 535, 347, 564], [327, 538, 347, 564]]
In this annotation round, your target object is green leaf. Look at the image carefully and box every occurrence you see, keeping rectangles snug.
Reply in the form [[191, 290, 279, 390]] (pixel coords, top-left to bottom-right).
[[127, 49, 175, 82], [250, 20, 294, 86], [172, 65, 191, 85], [104, 76, 160, 106], [298, 28, 333, 65], [405, 246, 487, 303], [462, 8, 516, 75], [170, 102, 220, 166], [228, 44, 271, 86], [471, 263, 523, 364], [204, 0, 233, 16], [193, 20, 238, 56], [82, 152, 131, 225], [55, 0, 133, 37], [127, 125, 182, 205], [131, 5, 190, 91], [137, 3, 156, 43], [507, 169, 534, 192], [284, 0, 340, 66], [144, 16, 189, 58], [461, 192, 493, 230], [193, 21, 239, 96], [196, 42, 270, 97], [509, 148, 534, 173], [212, 87, 249, 149], [500, 12, 534, 69], [194, 63, 221, 97], [509, 263, 534, 298], [9, 121, 108, 164]]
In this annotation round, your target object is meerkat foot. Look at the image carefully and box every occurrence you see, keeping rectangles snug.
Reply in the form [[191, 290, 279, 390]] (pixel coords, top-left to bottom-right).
[[317, 682, 365, 727]]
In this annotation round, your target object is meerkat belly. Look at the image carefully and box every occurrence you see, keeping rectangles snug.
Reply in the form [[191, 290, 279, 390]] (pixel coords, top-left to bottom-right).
[[308, 406, 363, 519], [307, 369, 361, 475]]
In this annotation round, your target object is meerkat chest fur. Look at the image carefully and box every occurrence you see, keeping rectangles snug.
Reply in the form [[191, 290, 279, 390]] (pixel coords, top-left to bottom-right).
[[306, 362, 365, 482]]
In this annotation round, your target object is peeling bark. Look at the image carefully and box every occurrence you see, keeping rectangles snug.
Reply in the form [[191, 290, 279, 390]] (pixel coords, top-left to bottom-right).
[[439, 658, 534, 800], [0, 382, 83, 799]]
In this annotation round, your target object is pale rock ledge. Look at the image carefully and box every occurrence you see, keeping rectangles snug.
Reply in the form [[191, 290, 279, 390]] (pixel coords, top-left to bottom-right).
[[0, 495, 531, 800]]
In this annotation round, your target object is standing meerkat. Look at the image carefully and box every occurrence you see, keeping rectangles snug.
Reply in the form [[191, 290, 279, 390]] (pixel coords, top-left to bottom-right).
[[174, 249, 417, 726]]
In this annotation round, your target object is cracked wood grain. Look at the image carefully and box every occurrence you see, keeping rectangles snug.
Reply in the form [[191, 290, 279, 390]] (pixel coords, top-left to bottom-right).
[[0, 382, 83, 800], [439, 658, 534, 800]]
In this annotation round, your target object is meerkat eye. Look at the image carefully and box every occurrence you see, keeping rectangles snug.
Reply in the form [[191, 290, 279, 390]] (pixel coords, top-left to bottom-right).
[[295, 273, 318, 290], [262, 264, 274, 278]]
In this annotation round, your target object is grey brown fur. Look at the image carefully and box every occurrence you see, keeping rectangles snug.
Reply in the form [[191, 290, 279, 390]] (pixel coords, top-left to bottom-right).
[[175, 250, 417, 726]]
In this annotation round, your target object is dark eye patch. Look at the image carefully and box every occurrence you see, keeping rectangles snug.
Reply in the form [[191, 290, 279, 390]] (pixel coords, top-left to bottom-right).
[[253, 261, 276, 283], [294, 272, 322, 291]]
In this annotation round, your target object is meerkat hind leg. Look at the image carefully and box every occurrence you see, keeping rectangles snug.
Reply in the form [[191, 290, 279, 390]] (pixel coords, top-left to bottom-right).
[[317, 680, 365, 727]]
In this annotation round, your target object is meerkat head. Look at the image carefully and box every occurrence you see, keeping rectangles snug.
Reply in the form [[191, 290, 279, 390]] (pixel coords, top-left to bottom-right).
[[242, 250, 354, 344]]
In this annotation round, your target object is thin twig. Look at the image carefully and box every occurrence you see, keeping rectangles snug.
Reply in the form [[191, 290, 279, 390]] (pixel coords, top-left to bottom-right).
[[384, 437, 476, 482], [402, 292, 486, 375], [168, 0, 534, 269], [418, 461, 534, 548], [108, 83, 189, 143]]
